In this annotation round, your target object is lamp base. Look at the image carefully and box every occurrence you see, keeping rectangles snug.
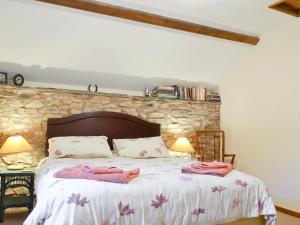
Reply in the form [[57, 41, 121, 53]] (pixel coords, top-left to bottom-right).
[[7, 164, 24, 170]]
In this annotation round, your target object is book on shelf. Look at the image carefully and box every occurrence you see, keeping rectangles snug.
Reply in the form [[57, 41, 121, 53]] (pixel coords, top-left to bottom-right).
[[206, 91, 221, 102], [152, 86, 177, 99], [152, 85, 207, 102]]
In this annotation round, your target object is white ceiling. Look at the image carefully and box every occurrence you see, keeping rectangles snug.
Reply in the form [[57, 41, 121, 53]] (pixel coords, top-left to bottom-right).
[[0, 0, 296, 93]]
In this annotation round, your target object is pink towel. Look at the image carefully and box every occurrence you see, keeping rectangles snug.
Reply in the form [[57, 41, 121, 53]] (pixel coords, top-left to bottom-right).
[[93, 167, 123, 174], [54, 165, 140, 184], [182, 161, 233, 177]]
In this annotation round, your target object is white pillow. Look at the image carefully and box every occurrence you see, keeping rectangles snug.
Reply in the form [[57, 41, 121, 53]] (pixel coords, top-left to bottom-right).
[[48, 136, 112, 158], [113, 136, 170, 158]]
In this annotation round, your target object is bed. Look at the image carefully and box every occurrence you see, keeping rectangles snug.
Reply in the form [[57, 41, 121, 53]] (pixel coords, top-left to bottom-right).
[[24, 112, 276, 225]]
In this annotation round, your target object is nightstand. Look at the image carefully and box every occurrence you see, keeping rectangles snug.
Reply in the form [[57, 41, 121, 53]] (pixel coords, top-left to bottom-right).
[[0, 170, 35, 223]]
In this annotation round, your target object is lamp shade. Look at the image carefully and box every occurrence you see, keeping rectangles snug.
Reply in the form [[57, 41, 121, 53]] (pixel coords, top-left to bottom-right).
[[170, 137, 195, 153], [0, 135, 33, 154]]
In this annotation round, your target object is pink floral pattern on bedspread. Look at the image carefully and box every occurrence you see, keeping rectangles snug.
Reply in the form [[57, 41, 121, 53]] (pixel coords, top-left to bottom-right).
[[24, 157, 277, 225], [118, 202, 135, 216], [235, 179, 248, 188], [67, 193, 89, 207], [191, 208, 205, 216], [211, 185, 226, 193], [151, 194, 168, 208], [232, 198, 241, 208]]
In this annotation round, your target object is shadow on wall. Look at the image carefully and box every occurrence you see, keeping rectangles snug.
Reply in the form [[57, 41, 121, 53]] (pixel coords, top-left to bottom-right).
[[0, 62, 218, 92]]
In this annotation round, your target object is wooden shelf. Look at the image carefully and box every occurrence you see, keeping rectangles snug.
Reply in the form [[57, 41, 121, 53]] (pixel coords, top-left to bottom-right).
[[0, 85, 221, 105]]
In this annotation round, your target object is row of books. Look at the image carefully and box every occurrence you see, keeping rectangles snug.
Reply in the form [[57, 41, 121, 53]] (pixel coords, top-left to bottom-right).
[[151, 86, 221, 102]]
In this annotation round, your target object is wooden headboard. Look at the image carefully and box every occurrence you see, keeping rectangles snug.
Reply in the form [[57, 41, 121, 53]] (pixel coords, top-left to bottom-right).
[[46, 111, 161, 155]]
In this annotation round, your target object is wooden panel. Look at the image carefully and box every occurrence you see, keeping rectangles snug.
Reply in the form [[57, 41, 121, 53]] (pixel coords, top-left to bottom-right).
[[37, 0, 259, 45], [269, 0, 300, 17]]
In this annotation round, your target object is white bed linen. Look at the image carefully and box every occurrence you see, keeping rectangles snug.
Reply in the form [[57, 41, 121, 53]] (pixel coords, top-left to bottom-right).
[[24, 157, 276, 225]]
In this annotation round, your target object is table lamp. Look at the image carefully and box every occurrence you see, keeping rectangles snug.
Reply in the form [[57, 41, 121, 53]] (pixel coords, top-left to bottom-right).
[[0, 135, 33, 170], [170, 137, 195, 158]]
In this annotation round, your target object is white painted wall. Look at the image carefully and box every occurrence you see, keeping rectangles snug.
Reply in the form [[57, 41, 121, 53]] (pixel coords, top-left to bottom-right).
[[220, 20, 300, 212], [0, 0, 250, 91]]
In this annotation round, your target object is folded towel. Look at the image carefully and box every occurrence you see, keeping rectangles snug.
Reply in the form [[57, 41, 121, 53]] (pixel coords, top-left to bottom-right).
[[182, 161, 233, 177], [93, 167, 123, 174], [192, 161, 230, 169], [54, 165, 140, 184]]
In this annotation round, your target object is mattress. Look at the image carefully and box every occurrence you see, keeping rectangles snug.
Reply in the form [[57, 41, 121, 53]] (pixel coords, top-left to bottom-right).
[[24, 157, 276, 225]]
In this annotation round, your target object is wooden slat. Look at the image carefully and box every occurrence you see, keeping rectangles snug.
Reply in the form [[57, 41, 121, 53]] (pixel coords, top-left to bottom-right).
[[37, 0, 259, 45]]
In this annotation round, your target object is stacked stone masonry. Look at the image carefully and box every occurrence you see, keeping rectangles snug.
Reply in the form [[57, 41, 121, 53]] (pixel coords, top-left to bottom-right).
[[0, 86, 220, 169]]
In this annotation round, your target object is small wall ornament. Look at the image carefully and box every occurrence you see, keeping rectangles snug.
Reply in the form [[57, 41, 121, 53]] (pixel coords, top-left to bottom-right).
[[88, 84, 98, 93], [13, 74, 25, 86], [0, 72, 7, 85]]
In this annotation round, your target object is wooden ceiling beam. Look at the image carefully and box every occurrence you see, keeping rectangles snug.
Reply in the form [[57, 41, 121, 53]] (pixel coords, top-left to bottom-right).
[[37, 0, 259, 45], [269, 0, 300, 17]]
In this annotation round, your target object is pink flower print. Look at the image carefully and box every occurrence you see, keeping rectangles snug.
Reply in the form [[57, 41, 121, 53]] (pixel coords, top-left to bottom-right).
[[103, 219, 117, 225], [232, 198, 240, 208], [211, 185, 226, 193], [257, 199, 265, 213], [37, 213, 52, 225], [179, 176, 193, 182], [118, 202, 134, 216], [67, 193, 89, 207], [54, 149, 62, 156], [151, 194, 168, 208], [139, 150, 148, 157], [155, 147, 163, 155], [235, 179, 248, 188], [191, 208, 205, 216]]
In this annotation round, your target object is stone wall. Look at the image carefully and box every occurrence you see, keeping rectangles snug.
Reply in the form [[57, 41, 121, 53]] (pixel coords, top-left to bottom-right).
[[0, 86, 220, 168]]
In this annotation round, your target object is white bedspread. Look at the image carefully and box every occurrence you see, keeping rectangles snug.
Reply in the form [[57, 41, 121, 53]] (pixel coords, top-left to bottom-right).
[[24, 157, 276, 225]]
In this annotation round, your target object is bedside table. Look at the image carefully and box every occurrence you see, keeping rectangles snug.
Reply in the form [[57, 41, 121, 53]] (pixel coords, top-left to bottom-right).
[[0, 170, 35, 222]]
